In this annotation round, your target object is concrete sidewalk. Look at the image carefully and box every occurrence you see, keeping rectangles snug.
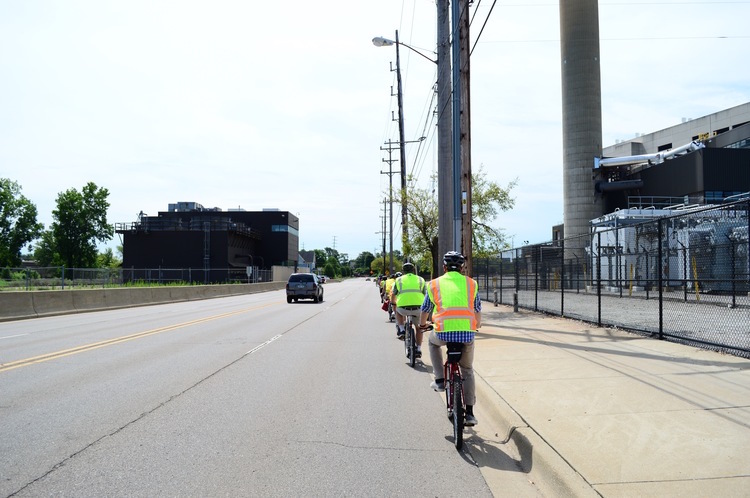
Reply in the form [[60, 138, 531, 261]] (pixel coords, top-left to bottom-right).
[[473, 304, 750, 497]]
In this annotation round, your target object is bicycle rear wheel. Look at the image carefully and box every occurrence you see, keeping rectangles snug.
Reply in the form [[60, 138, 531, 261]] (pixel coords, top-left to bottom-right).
[[403, 323, 411, 358], [408, 324, 416, 368], [451, 372, 464, 450]]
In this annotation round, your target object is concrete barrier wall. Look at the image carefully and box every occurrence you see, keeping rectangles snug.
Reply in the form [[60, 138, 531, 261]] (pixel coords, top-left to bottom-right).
[[0, 292, 37, 321], [0, 282, 286, 322]]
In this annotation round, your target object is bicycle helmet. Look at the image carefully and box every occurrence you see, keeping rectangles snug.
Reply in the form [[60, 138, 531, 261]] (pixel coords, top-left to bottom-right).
[[395, 272, 403, 277], [402, 262, 415, 274], [443, 251, 465, 271]]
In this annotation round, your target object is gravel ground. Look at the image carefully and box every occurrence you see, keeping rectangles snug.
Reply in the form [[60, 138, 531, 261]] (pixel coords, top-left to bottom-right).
[[480, 285, 750, 358]]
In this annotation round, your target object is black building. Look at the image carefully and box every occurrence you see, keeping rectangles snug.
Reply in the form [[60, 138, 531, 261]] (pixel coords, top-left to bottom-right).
[[116, 202, 299, 282]]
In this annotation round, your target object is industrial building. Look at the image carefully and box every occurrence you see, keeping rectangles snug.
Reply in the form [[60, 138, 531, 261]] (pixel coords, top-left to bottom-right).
[[584, 102, 750, 294], [115, 202, 299, 282], [595, 101, 750, 214]]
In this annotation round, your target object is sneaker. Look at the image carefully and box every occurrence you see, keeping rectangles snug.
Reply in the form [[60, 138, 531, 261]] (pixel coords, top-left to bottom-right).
[[430, 379, 445, 392], [415, 350, 422, 358], [464, 413, 478, 426], [465, 406, 478, 426], [397, 331, 405, 340]]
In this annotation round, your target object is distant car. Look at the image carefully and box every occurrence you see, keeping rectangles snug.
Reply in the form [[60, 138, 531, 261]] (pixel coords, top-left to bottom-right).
[[286, 273, 324, 303], [318, 275, 326, 283]]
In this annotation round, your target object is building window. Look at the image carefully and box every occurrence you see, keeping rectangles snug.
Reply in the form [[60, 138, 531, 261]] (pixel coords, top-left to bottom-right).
[[658, 143, 672, 152], [272, 225, 299, 237]]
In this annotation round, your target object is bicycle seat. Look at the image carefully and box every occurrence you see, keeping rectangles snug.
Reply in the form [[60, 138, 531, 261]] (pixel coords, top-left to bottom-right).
[[446, 342, 463, 363]]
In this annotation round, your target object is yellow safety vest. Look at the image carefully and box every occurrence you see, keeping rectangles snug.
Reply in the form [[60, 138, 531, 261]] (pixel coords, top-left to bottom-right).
[[394, 274, 426, 307], [384, 278, 396, 296], [427, 272, 478, 332]]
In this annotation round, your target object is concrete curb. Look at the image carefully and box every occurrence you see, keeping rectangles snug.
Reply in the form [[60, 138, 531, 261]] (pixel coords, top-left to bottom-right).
[[474, 373, 599, 498]]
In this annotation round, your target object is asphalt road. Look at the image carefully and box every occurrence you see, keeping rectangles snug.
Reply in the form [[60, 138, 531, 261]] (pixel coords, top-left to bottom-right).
[[0, 279, 542, 497]]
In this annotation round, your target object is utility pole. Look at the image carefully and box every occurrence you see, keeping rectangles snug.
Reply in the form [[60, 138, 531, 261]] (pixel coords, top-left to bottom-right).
[[394, 30, 409, 260], [381, 140, 399, 274], [382, 199, 387, 274], [451, 0, 462, 257], [437, 0, 453, 266], [458, 0, 473, 276]]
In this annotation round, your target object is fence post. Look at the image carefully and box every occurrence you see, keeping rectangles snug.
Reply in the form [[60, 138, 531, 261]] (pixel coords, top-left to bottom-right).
[[644, 248, 650, 300], [499, 255, 504, 305], [560, 238, 565, 316], [658, 219, 664, 340], [514, 248, 520, 312], [485, 257, 490, 301], [61, 266, 65, 290], [683, 245, 688, 302], [597, 233, 602, 327], [534, 246, 539, 312], [730, 237, 736, 308]]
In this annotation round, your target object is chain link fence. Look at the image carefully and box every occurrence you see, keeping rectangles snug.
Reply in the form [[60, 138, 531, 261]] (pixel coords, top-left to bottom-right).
[[0, 266, 274, 290], [473, 199, 750, 358]]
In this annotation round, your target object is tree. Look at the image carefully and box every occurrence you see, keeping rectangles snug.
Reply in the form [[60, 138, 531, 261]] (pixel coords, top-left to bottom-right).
[[406, 167, 516, 275], [0, 179, 44, 267], [402, 185, 440, 277], [97, 247, 122, 268], [353, 251, 376, 275], [34, 230, 62, 267], [471, 165, 517, 258], [52, 182, 114, 268]]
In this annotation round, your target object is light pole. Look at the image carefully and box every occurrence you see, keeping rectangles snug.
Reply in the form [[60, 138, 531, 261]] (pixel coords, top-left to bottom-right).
[[373, 32, 444, 268]]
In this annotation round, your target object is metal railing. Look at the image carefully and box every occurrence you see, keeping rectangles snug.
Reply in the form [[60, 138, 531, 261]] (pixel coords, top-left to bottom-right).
[[473, 199, 750, 358]]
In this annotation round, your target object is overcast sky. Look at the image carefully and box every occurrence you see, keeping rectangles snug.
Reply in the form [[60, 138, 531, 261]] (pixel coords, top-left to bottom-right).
[[2, 1, 749, 260]]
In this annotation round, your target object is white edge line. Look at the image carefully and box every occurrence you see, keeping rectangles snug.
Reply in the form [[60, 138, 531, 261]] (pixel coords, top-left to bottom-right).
[[1, 333, 30, 340], [245, 334, 282, 356]]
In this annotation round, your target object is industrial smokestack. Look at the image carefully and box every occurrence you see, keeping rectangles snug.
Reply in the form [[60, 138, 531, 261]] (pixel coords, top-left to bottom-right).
[[560, 1, 604, 249]]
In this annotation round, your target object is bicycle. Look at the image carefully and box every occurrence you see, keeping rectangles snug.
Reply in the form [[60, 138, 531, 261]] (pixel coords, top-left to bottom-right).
[[444, 342, 466, 450], [419, 323, 466, 450], [399, 306, 421, 368]]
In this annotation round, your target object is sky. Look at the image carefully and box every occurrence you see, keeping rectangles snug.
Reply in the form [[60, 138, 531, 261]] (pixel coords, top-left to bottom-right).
[[2, 0, 749, 261]]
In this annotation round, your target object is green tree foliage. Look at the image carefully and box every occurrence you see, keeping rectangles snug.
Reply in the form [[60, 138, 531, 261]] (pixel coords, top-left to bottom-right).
[[97, 247, 122, 268], [369, 252, 403, 276], [313, 249, 327, 269], [0, 179, 44, 267], [402, 184, 440, 277], [406, 167, 516, 273], [34, 230, 62, 267], [471, 165, 517, 258], [353, 251, 375, 275], [324, 262, 336, 279], [52, 182, 114, 268]]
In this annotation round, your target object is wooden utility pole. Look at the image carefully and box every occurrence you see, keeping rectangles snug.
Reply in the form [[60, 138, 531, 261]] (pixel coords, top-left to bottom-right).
[[437, 0, 453, 266], [459, 0, 472, 276], [451, 0, 472, 275], [381, 140, 399, 274]]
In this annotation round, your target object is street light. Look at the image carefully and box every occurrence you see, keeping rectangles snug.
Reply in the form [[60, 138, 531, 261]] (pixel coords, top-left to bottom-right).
[[373, 31, 450, 273], [372, 36, 437, 65]]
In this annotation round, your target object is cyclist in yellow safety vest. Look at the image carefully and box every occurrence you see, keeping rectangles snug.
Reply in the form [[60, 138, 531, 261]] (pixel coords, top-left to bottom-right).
[[384, 273, 397, 302], [418, 251, 481, 426], [391, 262, 427, 352]]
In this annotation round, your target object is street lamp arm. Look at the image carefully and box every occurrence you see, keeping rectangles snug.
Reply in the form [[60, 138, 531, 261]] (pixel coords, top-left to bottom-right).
[[371, 36, 437, 65]]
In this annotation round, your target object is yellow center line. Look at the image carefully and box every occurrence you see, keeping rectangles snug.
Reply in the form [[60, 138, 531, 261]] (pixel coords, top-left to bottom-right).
[[0, 302, 280, 373]]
